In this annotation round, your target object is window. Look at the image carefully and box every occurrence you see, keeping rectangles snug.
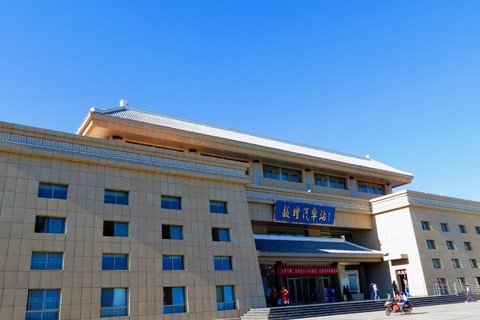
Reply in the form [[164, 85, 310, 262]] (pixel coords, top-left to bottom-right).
[[34, 216, 66, 234], [214, 256, 232, 271], [38, 183, 68, 199], [163, 255, 184, 270], [475, 226, 480, 234], [31, 252, 63, 270], [459, 225, 467, 233], [452, 259, 462, 268], [163, 287, 186, 314], [212, 228, 230, 242], [464, 242, 473, 251], [470, 259, 479, 268], [102, 254, 128, 270], [104, 190, 128, 205], [26, 289, 61, 320], [426, 240, 437, 249], [216, 285, 235, 310], [440, 223, 449, 232], [101, 288, 128, 317], [314, 173, 347, 189], [476, 277, 480, 285], [432, 258, 442, 269], [161, 195, 182, 210], [210, 200, 227, 214], [446, 241, 456, 250], [262, 165, 301, 183], [357, 181, 384, 195], [162, 225, 183, 240], [457, 277, 466, 285], [421, 221, 431, 231], [103, 221, 128, 237]]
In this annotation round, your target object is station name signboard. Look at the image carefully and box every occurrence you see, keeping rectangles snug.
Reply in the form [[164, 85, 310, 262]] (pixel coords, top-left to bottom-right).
[[278, 266, 338, 276], [274, 200, 335, 225]]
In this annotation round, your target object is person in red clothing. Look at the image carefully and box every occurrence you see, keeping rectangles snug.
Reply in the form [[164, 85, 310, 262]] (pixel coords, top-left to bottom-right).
[[281, 286, 290, 305]]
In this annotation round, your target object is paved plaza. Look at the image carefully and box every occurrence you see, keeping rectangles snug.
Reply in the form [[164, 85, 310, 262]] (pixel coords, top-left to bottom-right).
[[302, 301, 479, 320]]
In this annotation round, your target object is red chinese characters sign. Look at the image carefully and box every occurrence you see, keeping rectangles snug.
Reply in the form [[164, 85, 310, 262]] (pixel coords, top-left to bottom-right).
[[277, 266, 338, 276]]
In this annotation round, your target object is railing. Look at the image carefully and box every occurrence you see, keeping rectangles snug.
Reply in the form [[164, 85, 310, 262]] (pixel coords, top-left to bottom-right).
[[431, 283, 480, 296]]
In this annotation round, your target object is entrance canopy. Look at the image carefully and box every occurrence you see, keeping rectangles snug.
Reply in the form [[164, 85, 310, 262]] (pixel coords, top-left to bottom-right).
[[254, 234, 385, 264]]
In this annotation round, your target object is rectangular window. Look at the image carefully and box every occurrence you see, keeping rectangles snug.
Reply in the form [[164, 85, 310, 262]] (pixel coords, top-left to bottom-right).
[[34, 216, 66, 234], [262, 165, 301, 183], [470, 259, 479, 268], [432, 258, 442, 269], [457, 277, 466, 285], [357, 181, 384, 195], [476, 277, 480, 285], [212, 228, 230, 242], [421, 221, 431, 231], [38, 183, 68, 199], [101, 288, 128, 317], [216, 285, 236, 310], [426, 240, 437, 249], [446, 241, 456, 250], [314, 173, 347, 190], [103, 221, 129, 237], [161, 195, 182, 210], [163, 255, 184, 270], [31, 252, 63, 270], [464, 242, 473, 251], [440, 223, 449, 232], [210, 200, 227, 214], [475, 226, 480, 234], [162, 225, 183, 240], [214, 256, 232, 271], [163, 287, 186, 314], [26, 289, 61, 320], [102, 254, 128, 270], [459, 225, 467, 233], [104, 190, 129, 205], [452, 259, 462, 268]]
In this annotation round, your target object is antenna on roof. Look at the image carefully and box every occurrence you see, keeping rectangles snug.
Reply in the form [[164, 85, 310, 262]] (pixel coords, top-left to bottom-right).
[[119, 99, 129, 108]]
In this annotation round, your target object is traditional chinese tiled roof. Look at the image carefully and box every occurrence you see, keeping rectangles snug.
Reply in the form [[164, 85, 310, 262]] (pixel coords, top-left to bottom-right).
[[85, 107, 412, 178], [254, 234, 384, 258]]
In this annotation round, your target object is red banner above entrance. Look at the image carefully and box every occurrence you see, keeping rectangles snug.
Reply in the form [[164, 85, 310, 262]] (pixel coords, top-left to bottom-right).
[[278, 266, 338, 276]]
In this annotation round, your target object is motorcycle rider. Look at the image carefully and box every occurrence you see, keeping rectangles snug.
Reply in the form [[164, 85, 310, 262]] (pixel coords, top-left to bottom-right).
[[399, 291, 410, 311]]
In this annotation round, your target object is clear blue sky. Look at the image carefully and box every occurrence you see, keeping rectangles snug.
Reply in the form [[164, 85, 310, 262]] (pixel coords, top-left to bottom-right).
[[1, 1, 479, 201]]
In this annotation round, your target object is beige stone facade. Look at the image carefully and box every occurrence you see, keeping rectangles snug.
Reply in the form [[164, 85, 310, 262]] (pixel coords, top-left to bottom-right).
[[0, 106, 479, 319]]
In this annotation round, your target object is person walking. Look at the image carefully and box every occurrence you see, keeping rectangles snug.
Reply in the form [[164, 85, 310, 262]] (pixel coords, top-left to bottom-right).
[[465, 284, 475, 302], [392, 280, 399, 296], [371, 283, 379, 300]]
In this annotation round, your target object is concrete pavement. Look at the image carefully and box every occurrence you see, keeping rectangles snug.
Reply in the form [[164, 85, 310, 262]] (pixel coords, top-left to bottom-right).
[[301, 301, 479, 320]]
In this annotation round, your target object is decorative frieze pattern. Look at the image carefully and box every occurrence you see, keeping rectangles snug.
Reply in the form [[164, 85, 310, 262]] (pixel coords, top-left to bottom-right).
[[408, 195, 480, 213], [0, 132, 245, 178]]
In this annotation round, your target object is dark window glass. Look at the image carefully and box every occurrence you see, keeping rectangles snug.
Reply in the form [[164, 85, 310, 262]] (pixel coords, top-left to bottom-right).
[[358, 181, 384, 195], [426, 240, 437, 250], [162, 225, 183, 240], [262, 165, 302, 183], [432, 259, 442, 269], [459, 225, 467, 233], [464, 242, 473, 251], [34, 216, 66, 234], [163, 287, 186, 314], [101, 288, 128, 317], [163, 255, 184, 270], [212, 228, 230, 242], [314, 174, 347, 190], [161, 196, 182, 210], [102, 254, 128, 270], [446, 241, 455, 250], [26, 289, 61, 320], [216, 285, 235, 310], [104, 190, 129, 205], [214, 256, 232, 270], [103, 221, 129, 237], [31, 252, 63, 270], [421, 221, 431, 231], [210, 201, 227, 214], [38, 183, 68, 199], [440, 223, 449, 232]]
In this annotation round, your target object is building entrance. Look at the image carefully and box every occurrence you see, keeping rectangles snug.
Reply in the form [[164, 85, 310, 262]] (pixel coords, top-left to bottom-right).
[[286, 276, 330, 304]]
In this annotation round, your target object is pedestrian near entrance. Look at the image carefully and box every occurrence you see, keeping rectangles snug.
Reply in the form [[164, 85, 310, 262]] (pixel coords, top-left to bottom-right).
[[392, 280, 399, 296], [371, 283, 379, 300], [465, 284, 475, 302]]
